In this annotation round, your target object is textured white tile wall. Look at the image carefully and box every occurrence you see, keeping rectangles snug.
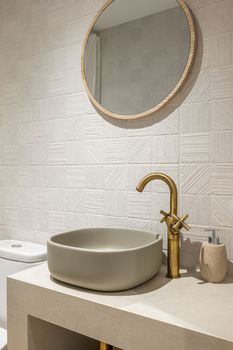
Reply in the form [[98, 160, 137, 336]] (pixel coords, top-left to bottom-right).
[[0, 0, 233, 262]]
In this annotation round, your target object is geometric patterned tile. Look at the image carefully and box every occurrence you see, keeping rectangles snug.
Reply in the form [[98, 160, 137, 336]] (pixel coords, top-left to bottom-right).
[[48, 119, 66, 142], [19, 102, 33, 123], [191, 5, 211, 37], [192, 38, 210, 73], [65, 15, 94, 45], [85, 189, 104, 215], [153, 109, 179, 135], [128, 137, 151, 164], [181, 165, 210, 194], [180, 134, 210, 163], [48, 143, 65, 164], [104, 119, 127, 138], [65, 141, 86, 164], [212, 196, 233, 228], [48, 95, 66, 119], [65, 212, 86, 231], [47, 22, 66, 50], [151, 193, 170, 221], [212, 99, 233, 131], [48, 47, 66, 73], [32, 99, 48, 121], [65, 92, 95, 117], [127, 116, 153, 137], [65, 189, 85, 212], [48, 72, 65, 97], [66, 117, 85, 141], [3, 167, 18, 187], [104, 139, 127, 164], [3, 82, 19, 104], [2, 207, 18, 227], [84, 114, 104, 139], [48, 189, 65, 211], [127, 164, 152, 192], [82, 214, 105, 228], [65, 68, 83, 94], [152, 135, 179, 164], [212, 66, 233, 99], [104, 191, 127, 217], [66, 42, 82, 69], [32, 188, 47, 209], [46, 167, 66, 188], [212, 0, 233, 36], [3, 146, 18, 165], [151, 165, 179, 193], [0, 108, 4, 127], [127, 192, 151, 220], [183, 71, 210, 103], [86, 165, 104, 189], [18, 167, 34, 187], [65, 0, 96, 22], [48, 211, 66, 234], [180, 195, 211, 226], [105, 165, 127, 190], [212, 131, 233, 163], [104, 216, 126, 228], [211, 164, 233, 195], [127, 217, 154, 233], [66, 166, 86, 188], [210, 33, 232, 68], [85, 140, 104, 164], [180, 103, 211, 134]]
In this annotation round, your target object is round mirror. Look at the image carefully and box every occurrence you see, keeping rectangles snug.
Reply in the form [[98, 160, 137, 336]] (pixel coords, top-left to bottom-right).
[[82, 0, 196, 120]]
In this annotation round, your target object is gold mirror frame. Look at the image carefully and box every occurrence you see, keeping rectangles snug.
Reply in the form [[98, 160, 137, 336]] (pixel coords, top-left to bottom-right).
[[81, 0, 197, 120]]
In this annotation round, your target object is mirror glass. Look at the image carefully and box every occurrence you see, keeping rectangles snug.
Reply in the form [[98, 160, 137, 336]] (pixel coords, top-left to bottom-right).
[[83, 0, 194, 118]]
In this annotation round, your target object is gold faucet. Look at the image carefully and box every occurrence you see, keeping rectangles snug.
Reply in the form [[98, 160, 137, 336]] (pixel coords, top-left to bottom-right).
[[99, 342, 113, 350], [136, 173, 190, 278]]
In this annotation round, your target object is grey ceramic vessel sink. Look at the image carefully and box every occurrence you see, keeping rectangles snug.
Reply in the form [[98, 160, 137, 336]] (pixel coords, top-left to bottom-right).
[[47, 228, 163, 292]]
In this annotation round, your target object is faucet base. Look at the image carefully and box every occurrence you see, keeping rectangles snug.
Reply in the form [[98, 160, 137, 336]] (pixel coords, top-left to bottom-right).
[[100, 342, 113, 350], [166, 273, 181, 279]]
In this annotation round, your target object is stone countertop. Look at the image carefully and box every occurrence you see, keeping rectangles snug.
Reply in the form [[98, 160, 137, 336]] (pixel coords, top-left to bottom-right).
[[8, 263, 233, 350]]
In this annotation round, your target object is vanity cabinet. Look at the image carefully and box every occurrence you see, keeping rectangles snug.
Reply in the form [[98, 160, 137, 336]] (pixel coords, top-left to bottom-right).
[[28, 317, 99, 350], [7, 264, 233, 350]]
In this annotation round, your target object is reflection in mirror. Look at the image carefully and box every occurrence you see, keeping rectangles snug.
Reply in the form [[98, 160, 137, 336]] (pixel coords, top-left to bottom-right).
[[83, 0, 196, 119]]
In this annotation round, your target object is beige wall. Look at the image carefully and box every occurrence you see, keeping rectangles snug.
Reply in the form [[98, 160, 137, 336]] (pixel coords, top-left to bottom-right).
[[0, 0, 232, 262]]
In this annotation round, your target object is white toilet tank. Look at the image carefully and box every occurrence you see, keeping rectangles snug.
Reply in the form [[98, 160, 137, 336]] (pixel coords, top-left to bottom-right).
[[0, 240, 47, 328]]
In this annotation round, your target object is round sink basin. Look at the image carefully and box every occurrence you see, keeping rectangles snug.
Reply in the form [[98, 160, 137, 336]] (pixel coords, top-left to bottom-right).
[[47, 228, 162, 292]]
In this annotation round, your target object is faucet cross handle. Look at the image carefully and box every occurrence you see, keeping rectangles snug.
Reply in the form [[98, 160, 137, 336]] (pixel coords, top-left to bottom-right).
[[160, 210, 170, 223], [171, 214, 190, 231]]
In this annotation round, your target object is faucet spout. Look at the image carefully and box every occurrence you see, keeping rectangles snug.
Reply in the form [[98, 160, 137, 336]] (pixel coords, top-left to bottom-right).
[[136, 172, 190, 279], [136, 173, 178, 215]]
